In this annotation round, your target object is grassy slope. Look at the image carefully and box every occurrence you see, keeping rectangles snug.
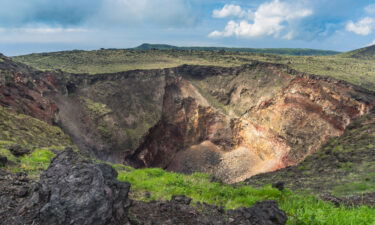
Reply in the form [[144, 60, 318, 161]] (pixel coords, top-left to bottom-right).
[[13, 49, 375, 91], [340, 45, 375, 60], [0, 106, 73, 177]]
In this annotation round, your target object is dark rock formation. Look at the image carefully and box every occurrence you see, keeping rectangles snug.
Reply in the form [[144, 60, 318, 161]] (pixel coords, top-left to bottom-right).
[[0, 148, 131, 225], [0, 171, 34, 224], [129, 197, 287, 225], [227, 201, 287, 225], [30, 148, 131, 225]]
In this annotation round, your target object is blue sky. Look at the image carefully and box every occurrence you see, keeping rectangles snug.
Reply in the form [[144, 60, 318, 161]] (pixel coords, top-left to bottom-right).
[[0, 0, 375, 56]]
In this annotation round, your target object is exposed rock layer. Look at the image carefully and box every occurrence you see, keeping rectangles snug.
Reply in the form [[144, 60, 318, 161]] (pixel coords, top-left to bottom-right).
[[128, 64, 375, 182], [1, 56, 374, 182]]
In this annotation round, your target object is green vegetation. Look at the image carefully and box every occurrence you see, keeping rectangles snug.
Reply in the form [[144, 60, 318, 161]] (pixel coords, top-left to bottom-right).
[[0, 106, 72, 147], [114, 165, 375, 225], [81, 97, 112, 117], [134, 43, 340, 56], [13, 48, 375, 91], [0, 143, 65, 178], [18, 148, 56, 174], [0, 106, 73, 177]]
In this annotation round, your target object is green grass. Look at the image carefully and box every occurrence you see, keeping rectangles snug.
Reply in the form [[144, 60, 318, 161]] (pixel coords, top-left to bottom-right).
[[0, 106, 72, 147], [0, 106, 74, 177], [0, 142, 66, 178], [114, 166, 375, 225], [18, 148, 56, 173]]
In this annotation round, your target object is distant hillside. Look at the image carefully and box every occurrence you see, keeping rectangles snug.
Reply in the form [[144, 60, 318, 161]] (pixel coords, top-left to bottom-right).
[[341, 44, 375, 59], [134, 43, 340, 56], [13, 47, 375, 91]]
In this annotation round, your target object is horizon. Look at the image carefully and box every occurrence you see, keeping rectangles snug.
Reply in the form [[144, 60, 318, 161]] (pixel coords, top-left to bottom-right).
[[1, 0, 375, 56], [3, 42, 345, 57]]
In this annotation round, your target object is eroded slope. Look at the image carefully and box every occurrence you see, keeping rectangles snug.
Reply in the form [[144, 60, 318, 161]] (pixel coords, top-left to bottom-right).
[[127, 63, 374, 183], [1, 55, 374, 183], [245, 111, 375, 196]]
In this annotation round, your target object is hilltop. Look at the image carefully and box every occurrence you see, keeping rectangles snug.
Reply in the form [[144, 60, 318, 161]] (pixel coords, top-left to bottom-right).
[[341, 44, 375, 60], [134, 43, 340, 56]]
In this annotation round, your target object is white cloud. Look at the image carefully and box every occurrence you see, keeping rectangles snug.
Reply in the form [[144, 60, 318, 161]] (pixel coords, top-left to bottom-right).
[[346, 17, 375, 35], [209, 0, 312, 39], [369, 39, 375, 46], [212, 4, 253, 20], [365, 4, 375, 14]]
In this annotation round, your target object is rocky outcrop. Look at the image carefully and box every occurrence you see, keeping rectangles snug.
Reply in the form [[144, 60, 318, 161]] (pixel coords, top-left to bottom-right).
[[0, 64, 59, 124], [129, 195, 287, 225], [0, 148, 131, 225]]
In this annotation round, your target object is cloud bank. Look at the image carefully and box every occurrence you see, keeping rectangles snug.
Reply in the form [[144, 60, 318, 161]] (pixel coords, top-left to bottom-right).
[[209, 0, 312, 39], [346, 17, 375, 35], [346, 4, 375, 36]]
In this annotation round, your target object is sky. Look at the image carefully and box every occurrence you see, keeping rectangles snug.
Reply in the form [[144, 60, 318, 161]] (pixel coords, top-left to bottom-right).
[[0, 0, 375, 56]]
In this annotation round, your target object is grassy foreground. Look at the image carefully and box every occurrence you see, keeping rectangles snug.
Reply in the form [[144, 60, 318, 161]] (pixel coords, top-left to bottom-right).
[[114, 165, 375, 225], [1, 146, 374, 225]]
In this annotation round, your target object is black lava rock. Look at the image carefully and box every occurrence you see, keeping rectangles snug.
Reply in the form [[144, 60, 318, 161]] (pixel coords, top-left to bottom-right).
[[272, 181, 285, 191], [23, 148, 131, 225], [228, 200, 287, 225]]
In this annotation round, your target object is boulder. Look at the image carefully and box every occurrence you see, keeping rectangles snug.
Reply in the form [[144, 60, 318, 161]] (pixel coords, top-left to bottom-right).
[[24, 148, 131, 225]]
